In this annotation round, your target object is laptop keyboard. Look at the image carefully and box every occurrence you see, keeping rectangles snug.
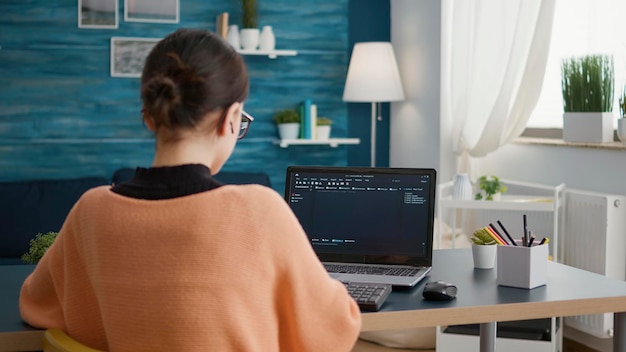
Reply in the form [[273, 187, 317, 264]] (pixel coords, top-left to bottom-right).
[[324, 264, 421, 277], [343, 282, 392, 311]]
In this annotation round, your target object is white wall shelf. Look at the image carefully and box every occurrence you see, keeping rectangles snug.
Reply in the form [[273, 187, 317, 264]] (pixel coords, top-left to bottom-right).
[[437, 178, 565, 256], [237, 49, 297, 59], [274, 138, 360, 148]]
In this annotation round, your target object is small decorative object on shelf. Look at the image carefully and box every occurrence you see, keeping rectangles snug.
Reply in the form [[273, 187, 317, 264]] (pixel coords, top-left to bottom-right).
[[316, 117, 332, 140], [474, 175, 507, 201], [227, 24, 240, 49], [452, 173, 472, 200], [273, 109, 301, 140], [215, 12, 229, 39], [618, 85, 626, 144], [259, 25, 275, 51], [471, 227, 497, 269]]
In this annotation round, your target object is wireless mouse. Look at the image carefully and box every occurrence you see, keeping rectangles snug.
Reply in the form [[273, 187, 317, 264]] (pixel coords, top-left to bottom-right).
[[422, 280, 457, 301]]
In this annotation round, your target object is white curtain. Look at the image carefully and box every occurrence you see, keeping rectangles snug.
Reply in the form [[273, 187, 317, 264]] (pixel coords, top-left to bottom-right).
[[441, 0, 556, 174]]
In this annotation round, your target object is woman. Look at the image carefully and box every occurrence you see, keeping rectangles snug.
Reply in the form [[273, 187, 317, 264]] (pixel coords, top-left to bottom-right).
[[20, 28, 361, 351]]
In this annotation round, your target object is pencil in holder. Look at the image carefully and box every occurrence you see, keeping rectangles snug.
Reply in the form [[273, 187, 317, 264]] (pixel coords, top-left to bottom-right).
[[496, 244, 549, 289]]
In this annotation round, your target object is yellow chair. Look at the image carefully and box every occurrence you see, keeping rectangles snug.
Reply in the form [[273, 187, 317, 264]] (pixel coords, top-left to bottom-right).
[[43, 328, 103, 352]]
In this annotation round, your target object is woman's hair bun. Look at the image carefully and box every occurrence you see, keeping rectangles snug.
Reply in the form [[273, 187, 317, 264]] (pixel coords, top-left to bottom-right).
[[141, 29, 249, 131]]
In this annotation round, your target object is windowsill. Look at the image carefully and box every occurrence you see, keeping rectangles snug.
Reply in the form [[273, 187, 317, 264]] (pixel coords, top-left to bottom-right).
[[514, 136, 626, 150]]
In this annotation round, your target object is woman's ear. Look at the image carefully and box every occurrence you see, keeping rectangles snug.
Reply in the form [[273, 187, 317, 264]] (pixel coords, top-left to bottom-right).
[[218, 102, 242, 137]]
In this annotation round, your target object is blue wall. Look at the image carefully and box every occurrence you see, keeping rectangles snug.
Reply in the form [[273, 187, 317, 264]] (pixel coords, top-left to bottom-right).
[[0, 0, 356, 193], [347, 0, 391, 167]]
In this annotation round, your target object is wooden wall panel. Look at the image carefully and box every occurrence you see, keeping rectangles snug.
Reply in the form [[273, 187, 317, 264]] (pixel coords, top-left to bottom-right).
[[0, 0, 349, 193]]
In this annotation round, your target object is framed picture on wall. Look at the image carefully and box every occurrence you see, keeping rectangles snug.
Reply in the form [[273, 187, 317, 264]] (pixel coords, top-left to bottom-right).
[[124, 0, 179, 23], [110, 37, 161, 78], [78, 0, 118, 29]]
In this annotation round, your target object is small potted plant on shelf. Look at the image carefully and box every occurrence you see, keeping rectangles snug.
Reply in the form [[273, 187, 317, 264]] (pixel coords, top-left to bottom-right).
[[471, 227, 497, 269], [240, 0, 259, 50], [21, 231, 58, 264], [561, 54, 614, 143], [273, 109, 301, 140], [316, 117, 332, 140], [474, 175, 507, 201], [618, 85, 626, 144]]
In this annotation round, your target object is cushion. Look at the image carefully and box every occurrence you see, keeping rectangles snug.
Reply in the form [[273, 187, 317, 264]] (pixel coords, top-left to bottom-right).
[[0, 176, 109, 261]]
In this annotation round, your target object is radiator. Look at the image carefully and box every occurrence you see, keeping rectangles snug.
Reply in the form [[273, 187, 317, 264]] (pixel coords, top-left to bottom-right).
[[562, 189, 626, 339]]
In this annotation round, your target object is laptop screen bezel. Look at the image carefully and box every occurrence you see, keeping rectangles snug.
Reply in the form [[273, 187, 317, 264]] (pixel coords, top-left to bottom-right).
[[284, 166, 436, 267]]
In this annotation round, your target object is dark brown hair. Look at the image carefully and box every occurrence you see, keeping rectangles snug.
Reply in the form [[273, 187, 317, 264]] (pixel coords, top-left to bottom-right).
[[141, 28, 249, 135]]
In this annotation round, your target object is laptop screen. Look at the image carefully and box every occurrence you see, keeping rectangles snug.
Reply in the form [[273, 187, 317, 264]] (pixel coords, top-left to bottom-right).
[[284, 166, 436, 266]]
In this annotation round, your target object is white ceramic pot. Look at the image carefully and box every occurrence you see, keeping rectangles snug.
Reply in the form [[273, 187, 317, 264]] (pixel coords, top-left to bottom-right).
[[259, 25, 275, 51], [563, 112, 613, 143], [452, 173, 472, 200], [277, 123, 300, 140], [226, 25, 240, 49], [618, 118, 626, 144], [316, 125, 331, 140], [472, 243, 497, 269], [240, 28, 260, 50]]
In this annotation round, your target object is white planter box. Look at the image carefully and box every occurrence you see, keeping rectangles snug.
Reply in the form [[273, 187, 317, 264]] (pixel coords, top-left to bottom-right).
[[562, 112, 614, 143]]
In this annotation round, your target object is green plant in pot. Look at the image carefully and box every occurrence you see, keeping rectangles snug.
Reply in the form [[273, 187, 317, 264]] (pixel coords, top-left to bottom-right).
[[273, 109, 301, 140], [474, 175, 507, 201], [21, 232, 58, 264], [240, 0, 259, 50], [561, 54, 614, 143], [315, 117, 332, 140], [471, 228, 497, 269], [471, 228, 497, 246]]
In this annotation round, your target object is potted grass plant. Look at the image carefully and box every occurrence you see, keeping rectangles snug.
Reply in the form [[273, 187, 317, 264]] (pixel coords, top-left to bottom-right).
[[561, 54, 614, 143], [239, 0, 259, 50]]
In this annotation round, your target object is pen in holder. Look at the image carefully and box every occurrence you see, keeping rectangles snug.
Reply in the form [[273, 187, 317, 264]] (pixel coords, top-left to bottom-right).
[[496, 243, 549, 289]]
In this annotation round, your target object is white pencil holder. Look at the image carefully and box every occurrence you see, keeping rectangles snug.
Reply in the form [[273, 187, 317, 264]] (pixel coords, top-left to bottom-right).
[[497, 244, 549, 289]]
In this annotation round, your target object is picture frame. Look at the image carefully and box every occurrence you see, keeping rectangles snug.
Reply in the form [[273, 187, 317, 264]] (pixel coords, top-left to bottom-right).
[[78, 0, 118, 29], [124, 0, 179, 24], [110, 37, 161, 78]]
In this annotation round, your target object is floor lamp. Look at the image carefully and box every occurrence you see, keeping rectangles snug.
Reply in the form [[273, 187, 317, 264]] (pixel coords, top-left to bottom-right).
[[342, 42, 405, 167]]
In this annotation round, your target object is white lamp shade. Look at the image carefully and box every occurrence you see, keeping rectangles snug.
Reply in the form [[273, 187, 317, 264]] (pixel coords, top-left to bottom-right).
[[342, 42, 405, 102]]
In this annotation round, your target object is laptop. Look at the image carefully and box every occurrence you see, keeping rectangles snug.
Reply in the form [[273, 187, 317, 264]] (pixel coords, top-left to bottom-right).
[[284, 166, 436, 287]]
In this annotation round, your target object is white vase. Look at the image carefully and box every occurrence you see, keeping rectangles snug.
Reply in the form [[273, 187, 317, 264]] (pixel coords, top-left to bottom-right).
[[240, 28, 260, 50], [618, 118, 626, 144], [472, 244, 497, 269], [259, 25, 276, 51], [277, 123, 300, 140], [452, 173, 472, 200], [226, 25, 240, 49], [316, 125, 331, 140]]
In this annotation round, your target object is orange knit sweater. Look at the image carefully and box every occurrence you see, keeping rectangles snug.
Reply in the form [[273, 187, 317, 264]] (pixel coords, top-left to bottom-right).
[[20, 185, 361, 351]]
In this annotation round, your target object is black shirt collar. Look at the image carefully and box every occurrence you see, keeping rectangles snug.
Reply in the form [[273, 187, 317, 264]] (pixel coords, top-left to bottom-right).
[[111, 164, 222, 200]]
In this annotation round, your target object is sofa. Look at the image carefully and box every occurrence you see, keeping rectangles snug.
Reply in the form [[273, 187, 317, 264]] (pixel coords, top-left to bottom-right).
[[0, 168, 271, 265]]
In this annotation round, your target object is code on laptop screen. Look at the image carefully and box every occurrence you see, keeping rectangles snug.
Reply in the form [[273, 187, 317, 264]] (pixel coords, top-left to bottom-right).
[[286, 168, 434, 258]]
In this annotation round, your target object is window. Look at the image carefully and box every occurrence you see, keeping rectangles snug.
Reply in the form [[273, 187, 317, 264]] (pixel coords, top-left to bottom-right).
[[527, 0, 626, 128]]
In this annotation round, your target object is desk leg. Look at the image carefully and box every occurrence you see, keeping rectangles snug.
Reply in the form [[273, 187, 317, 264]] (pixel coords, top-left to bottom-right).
[[479, 322, 496, 352], [616, 312, 626, 352]]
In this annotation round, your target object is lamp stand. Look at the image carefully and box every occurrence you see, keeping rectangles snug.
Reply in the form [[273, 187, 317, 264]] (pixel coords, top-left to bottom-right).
[[370, 101, 377, 167]]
